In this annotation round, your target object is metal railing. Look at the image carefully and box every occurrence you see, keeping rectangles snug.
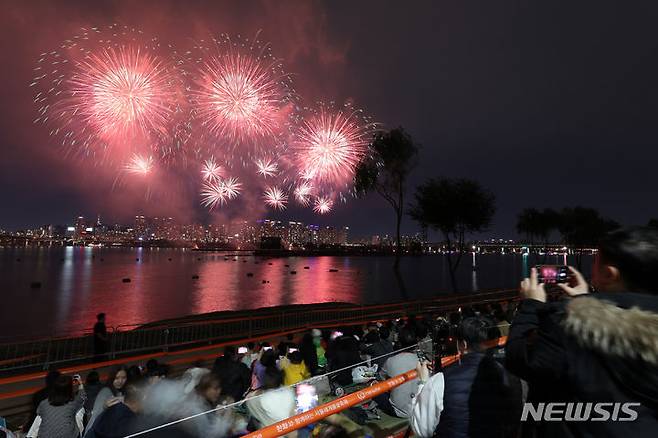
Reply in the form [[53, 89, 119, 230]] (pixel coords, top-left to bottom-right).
[[0, 289, 517, 374]]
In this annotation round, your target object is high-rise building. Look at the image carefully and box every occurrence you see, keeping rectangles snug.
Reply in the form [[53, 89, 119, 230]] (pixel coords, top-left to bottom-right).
[[74, 216, 86, 239], [134, 215, 147, 240]]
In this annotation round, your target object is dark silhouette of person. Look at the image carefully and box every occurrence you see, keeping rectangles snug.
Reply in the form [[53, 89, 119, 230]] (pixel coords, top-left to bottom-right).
[[93, 313, 108, 361]]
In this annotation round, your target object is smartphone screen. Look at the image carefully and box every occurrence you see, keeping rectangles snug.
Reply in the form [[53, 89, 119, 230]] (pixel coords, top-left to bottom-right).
[[237, 346, 248, 354], [288, 347, 298, 353], [295, 384, 318, 413]]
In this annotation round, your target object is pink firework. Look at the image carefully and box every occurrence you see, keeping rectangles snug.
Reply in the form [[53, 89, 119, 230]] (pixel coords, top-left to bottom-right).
[[255, 158, 279, 177], [201, 157, 224, 181], [263, 186, 288, 210], [68, 46, 175, 142], [125, 154, 154, 175], [293, 182, 314, 206], [294, 105, 375, 188], [313, 196, 334, 214], [200, 176, 242, 210], [191, 45, 289, 148]]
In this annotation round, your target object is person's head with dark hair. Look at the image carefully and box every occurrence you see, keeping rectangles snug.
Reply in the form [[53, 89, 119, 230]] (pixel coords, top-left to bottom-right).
[[247, 341, 255, 351], [97, 313, 105, 322], [195, 373, 221, 405], [122, 382, 146, 413], [223, 345, 237, 360], [127, 365, 142, 383], [316, 424, 350, 438], [456, 315, 495, 353], [259, 349, 278, 368], [106, 366, 128, 395], [288, 350, 303, 364], [594, 226, 658, 293], [85, 370, 100, 386], [378, 325, 390, 341], [44, 370, 61, 388], [364, 330, 380, 344], [286, 333, 294, 341], [48, 375, 73, 406], [145, 358, 159, 374], [398, 328, 417, 349], [262, 367, 284, 390]]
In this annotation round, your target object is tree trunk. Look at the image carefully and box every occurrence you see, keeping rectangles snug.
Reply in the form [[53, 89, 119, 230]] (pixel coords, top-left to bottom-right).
[[394, 208, 402, 269]]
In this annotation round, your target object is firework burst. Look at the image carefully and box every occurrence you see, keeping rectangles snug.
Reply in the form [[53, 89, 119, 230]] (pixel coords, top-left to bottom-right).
[[188, 34, 293, 160], [125, 154, 154, 175], [33, 25, 182, 164], [293, 104, 375, 191], [201, 157, 224, 181], [255, 158, 279, 177], [200, 176, 242, 210], [313, 196, 334, 214], [293, 182, 314, 206], [263, 186, 288, 210]]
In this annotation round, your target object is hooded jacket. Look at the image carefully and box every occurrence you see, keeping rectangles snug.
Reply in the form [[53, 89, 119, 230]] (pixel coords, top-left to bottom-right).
[[506, 292, 658, 438]]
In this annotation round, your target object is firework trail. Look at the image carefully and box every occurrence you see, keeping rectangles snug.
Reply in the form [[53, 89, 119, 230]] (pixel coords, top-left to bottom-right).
[[263, 186, 288, 210], [255, 158, 279, 177], [201, 157, 224, 181], [313, 196, 334, 214], [125, 154, 154, 175], [293, 103, 375, 194]]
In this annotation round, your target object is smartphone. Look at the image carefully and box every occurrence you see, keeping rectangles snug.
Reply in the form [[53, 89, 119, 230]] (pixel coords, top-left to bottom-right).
[[288, 347, 298, 353], [72, 374, 81, 384], [263, 346, 273, 351], [237, 346, 248, 354], [295, 383, 318, 413], [536, 265, 569, 284], [330, 331, 343, 340]]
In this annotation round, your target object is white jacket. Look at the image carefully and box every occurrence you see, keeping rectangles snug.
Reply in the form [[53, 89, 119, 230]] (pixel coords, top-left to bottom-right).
[[410, 372, 445, 438]]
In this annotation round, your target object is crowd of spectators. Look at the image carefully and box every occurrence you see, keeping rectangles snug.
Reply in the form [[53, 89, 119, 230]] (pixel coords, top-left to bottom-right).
[[14, 226, 658, 438]]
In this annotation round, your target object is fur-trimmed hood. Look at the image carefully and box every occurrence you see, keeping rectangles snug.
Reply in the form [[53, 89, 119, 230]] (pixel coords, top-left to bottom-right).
[[563, 295, 658, 364]]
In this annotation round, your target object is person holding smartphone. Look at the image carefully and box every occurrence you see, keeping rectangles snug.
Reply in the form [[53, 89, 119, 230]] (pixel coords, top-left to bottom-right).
[[506, 227, 658, 438], [281, 349, 311, 386]]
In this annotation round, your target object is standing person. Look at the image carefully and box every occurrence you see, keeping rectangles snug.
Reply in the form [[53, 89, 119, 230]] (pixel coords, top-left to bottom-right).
[[85, 367, 127, 433], [36, 375, 86, 438], [252, 349, 277, 390], [246, 368, 296, 434], [93, 313, 108, 362], [505, 227, 658, 438]]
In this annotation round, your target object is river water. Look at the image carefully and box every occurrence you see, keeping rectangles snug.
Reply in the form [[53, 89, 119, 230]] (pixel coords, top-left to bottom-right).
[[0, 247, 592, 339]]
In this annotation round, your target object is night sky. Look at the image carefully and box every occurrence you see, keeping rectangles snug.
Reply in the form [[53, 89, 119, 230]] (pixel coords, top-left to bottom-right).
[[1, 0, 657, 238]]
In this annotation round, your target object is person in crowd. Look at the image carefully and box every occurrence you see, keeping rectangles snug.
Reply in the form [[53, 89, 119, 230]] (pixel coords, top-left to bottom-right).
[[93, 313, 108, 361], [312, 329, 328, 369], [252, 348, 278, 390], [411, 316, 522, 438], [506, 227, 658, 437], [326, 328, 362, 386], [127, 365, 143, 383], [85, 366, 128, 433], [23, 369, 60, 433], [246, 367, 296, 435], [280, 350, 311, 386], [36, 375, 86, 438], [145, 359, 159, 376], [213, 346, 251, 401], [300, 333, 320, 376], [277, 334, 296, 357], [374, 328, 420, 418], [83, 371, 104, 427], [85, 382, 144, 438], [241, 342, 259, 369]]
